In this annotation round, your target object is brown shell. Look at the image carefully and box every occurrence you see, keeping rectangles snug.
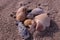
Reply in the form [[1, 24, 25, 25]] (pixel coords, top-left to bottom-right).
[[24, 19, 32, 26], [16, 6, 27, 21], [16, 12, 26, 21]]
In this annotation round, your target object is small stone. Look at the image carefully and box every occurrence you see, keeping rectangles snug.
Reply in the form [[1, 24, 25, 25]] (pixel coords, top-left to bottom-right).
[[10, 14, 13, 17]]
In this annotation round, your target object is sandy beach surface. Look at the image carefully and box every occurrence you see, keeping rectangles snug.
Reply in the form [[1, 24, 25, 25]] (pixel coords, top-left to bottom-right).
[[0, 0, 60, 40]]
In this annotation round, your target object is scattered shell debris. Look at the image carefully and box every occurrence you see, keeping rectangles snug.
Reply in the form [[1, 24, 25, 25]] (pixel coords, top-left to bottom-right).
[[10, 6, 51, 40]]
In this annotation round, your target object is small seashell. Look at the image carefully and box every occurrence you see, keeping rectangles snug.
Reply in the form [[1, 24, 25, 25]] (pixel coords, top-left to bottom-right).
[[34, 13, 50, 31], [24, 19, 33, 27], [27, 8, 44, 19], [16, 6, 28, 22], [10, 14, 13, 17]]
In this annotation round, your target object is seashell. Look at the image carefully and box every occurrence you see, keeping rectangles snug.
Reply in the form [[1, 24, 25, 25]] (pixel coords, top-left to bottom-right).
[[24, 19, 33, 27], [27, 8, 44, 19], [34, 13, 50, 31], [17, 22, 30, 39], [16, 6, 28, 22]]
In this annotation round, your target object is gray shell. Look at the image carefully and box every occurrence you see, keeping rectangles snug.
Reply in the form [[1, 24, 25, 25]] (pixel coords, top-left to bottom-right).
[[27, 8, 44, 19], [17, 22, 30, 39]]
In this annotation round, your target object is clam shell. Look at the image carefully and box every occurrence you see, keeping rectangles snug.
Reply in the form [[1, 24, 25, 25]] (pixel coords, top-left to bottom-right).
[[27, 8, 43, 19], [34, 13, 50, 31], [16, 12, 26, 21], [16, 6, 27, 21]]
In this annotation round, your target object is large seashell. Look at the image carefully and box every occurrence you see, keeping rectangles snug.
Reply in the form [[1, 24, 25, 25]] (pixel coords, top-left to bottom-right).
[[34, 13, 50, 31], [27, 8, 43, 19], [16, 6, 27, 22]]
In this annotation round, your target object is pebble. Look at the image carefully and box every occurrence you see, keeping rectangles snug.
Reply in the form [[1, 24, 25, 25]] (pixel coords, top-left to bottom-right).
[[17, 22, 30, 40]]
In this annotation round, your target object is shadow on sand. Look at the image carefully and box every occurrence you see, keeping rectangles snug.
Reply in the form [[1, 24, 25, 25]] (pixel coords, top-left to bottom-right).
[[39, 20, 59, 38]]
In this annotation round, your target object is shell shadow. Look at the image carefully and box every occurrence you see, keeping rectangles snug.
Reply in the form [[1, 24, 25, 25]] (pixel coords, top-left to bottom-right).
[[39, 20, 59, 38]]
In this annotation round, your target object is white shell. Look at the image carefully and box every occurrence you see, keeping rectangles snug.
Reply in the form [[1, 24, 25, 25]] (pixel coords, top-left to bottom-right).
[[34, 13, 50, 31]]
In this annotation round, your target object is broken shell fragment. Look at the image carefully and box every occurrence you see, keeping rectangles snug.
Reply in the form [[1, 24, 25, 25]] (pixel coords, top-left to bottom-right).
[[34, 13, 50, 31], [16, 6, 28, 22], [27, 8, 44, 19]]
